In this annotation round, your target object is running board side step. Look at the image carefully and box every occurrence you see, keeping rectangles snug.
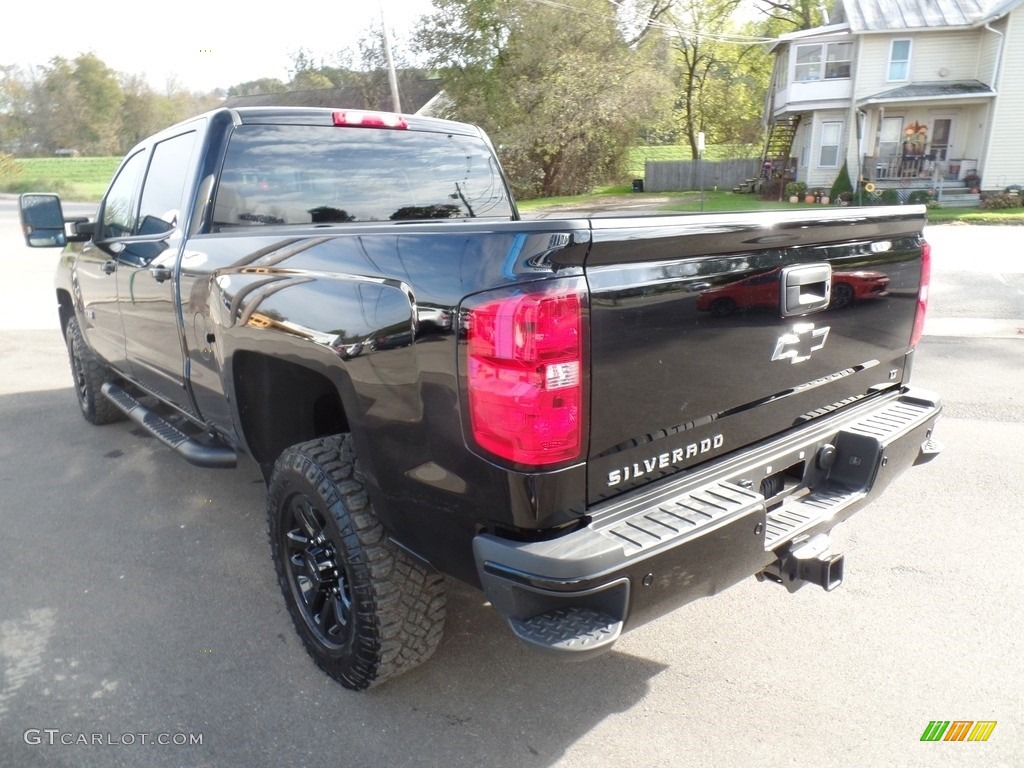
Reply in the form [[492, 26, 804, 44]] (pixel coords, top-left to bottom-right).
[[101, 382, 237, 469], [508, 607, 623, 658]]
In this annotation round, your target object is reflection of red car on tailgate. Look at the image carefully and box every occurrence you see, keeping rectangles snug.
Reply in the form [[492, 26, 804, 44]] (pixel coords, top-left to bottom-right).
[[696, 268, 889, 316]]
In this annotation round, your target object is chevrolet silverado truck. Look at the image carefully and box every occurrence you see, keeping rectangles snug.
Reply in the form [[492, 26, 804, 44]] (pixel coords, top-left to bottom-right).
[[19, 107, 942, 690]]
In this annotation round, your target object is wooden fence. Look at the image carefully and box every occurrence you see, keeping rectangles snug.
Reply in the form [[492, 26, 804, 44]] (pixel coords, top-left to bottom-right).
[[644, 159, 762, 192]]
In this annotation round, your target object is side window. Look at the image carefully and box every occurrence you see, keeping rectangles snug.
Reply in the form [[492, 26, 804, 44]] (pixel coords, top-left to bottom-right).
[[101, 151, 147, 239], [818, 121, 842, 167], [138, 131, 199, 236], [888, 40, 911, 81]]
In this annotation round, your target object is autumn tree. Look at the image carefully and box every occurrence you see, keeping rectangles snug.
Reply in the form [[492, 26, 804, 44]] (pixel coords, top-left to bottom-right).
[[754, 0, 826, 32], [417, 0, 671, 197]]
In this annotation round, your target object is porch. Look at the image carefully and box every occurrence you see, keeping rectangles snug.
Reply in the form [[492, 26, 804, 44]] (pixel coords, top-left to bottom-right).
[[861, 155, 981, 207]]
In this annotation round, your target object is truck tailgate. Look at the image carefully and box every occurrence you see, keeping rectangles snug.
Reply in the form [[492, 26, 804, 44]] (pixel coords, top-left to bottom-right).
[[584, 208, 928, 504]]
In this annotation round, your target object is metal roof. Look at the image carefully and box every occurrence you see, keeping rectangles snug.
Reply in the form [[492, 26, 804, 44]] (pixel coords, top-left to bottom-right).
[[859, 79, 996, 104], [840, 0, 1022, 31]]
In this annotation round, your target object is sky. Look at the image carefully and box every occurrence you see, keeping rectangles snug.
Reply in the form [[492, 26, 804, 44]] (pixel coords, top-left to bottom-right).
[[1, 0, 437, 93]]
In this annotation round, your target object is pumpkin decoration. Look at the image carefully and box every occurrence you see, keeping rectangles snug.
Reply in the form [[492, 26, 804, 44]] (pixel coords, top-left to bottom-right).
[[903, 122, 928, 155]]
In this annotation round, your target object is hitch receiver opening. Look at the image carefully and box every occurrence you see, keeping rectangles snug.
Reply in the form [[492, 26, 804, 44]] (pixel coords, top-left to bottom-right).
[[758, 534, 844, 593]]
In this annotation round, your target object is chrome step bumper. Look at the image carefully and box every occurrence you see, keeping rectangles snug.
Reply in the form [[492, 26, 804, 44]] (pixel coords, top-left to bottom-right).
[[474, 388, 941, 655]]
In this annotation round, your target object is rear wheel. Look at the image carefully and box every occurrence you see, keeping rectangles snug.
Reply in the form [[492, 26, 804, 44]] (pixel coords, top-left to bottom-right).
[[709, 297, 736, 317], [830, 283, 855, 309], [65, 317, 124, 425], [268, 435, 446, 690]]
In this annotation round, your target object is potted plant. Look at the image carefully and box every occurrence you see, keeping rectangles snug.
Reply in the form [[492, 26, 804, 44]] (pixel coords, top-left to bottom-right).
[[964, 170, 981, 193], [785, 181, 805, 203]]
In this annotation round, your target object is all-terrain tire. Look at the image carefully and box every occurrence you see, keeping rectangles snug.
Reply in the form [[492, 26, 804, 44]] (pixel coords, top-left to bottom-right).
[[267, 435, 446, 690], [65, 316, 124, 425]]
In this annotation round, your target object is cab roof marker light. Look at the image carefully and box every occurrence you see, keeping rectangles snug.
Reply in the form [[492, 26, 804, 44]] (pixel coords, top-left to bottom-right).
[[332, 110, 408, 130]]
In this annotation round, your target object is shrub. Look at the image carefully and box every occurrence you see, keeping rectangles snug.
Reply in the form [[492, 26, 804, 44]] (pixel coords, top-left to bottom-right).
[[981, 191, 1024, 210], [0, 152, 21, 179], [880, 188, 900, 205], [784, 181, 806, 198], [829, 162, 854, 202], [907, 190, 933, 205]]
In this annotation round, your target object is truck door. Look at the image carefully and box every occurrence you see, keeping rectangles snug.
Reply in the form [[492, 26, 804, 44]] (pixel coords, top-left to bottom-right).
[[75, 150, 148, 371], [115, 130, 200, 409]]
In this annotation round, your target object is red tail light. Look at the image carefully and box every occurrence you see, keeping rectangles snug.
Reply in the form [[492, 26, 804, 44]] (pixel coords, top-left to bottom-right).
[[332, 110, 408, 129], [466, 286, 584, 466], [910, 239, 931, 349]]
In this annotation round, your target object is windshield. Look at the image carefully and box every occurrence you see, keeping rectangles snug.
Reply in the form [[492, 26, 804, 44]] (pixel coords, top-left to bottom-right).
[[212, 124, 514, 229]]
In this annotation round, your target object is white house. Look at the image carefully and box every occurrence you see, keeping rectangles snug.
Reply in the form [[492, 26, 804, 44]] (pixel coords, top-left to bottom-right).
[[763, 0, 1024, 201]]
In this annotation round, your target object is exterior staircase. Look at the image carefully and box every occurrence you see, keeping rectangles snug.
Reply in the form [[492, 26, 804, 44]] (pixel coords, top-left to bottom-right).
[[761, 115, 801, 178]]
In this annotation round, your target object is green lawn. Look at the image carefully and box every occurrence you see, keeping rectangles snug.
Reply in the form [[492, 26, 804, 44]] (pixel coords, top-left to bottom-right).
[[521, 188, 1024, 223], [6, 154, 1023, 225], [2, 156, 121, 200], [626, 144, 760, 179]]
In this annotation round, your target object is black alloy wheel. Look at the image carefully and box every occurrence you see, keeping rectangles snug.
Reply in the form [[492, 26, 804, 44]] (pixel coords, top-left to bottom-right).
[[64, 316, 124, 424], [268, 435, 446, 690], [280, 493, 354, 650]]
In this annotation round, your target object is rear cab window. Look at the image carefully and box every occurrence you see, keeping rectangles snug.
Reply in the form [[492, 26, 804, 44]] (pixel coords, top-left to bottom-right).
[[212, 123, 514, 229]]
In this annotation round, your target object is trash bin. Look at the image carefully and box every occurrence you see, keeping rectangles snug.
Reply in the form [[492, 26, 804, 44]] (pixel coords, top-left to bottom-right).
[[632, 179, 644, 193]]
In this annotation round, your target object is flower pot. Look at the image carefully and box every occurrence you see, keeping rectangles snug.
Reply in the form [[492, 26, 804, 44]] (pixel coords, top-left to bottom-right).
[[789, 195, 799, 203], [804, 194, 815, 204], [820, 196, 830, 205]]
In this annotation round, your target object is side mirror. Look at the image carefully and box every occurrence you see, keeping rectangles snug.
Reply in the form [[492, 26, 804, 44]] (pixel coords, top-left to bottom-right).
[[18, 193, 68, 248]]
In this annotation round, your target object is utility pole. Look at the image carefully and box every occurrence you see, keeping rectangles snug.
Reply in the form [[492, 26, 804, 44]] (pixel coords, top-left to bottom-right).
[[379, 1, 402, 114]]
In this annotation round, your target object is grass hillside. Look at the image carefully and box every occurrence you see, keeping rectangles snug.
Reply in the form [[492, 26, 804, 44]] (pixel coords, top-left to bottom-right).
[[2, 157, 121, 200]]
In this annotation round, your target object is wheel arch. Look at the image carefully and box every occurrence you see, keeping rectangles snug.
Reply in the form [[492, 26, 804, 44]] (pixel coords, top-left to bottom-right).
[[56, 288, 75, 336], [232, 350, 352, 481]]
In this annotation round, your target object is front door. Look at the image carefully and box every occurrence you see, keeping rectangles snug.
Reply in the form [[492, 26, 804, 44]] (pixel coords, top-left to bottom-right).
[[929, 117, 954, 161], [78, 150, 148, 370], [117, 129, 200, 408]]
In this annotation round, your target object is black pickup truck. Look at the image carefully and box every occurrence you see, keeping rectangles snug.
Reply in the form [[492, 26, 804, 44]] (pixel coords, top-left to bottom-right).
[[20, 107, 941, 690]]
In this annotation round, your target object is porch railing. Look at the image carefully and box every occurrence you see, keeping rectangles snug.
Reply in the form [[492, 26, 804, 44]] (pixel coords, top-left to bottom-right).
[[862, 154, 937, 182]]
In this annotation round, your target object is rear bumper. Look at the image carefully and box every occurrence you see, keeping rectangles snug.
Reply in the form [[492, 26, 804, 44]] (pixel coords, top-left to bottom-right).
[[473, 387, 941, 656]]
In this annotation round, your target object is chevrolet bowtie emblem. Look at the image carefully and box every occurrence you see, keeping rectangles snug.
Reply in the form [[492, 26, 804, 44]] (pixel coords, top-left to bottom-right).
[[771, 323, 830, 364]]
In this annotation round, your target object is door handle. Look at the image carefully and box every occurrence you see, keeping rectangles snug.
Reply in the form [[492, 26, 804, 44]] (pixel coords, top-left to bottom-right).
[[780, 264, 831, 316], [101, 260, 117, 275], [149, 266, 172, 283]]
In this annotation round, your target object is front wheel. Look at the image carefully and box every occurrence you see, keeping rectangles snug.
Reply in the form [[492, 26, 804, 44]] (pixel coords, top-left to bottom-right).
[[65, 317, 124, 425], [268, 435, 446, 690]]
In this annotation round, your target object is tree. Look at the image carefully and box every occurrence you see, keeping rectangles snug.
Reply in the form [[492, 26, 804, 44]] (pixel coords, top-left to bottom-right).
[[668, 0, 757, 159], [227, 78, 288, 97], [417, 0, 671, 197], [754, 0, 826, 32]]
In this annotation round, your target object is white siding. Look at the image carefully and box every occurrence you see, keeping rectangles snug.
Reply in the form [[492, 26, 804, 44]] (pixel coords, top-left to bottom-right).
[[854, 32, 984, 99], [983, 7, 1024, 186], [805, 111, 848, 189], [977, 17, 1006, 86]]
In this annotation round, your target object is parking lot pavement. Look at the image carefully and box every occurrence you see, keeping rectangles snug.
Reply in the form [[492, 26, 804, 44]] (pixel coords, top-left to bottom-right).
[[1, 208, 1022, 767]]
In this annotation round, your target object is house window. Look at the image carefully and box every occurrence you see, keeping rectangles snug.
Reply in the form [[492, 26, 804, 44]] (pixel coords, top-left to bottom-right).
[[824, 42, 852, 79], [795, 45, 823, 81], [888, 40, 911, 81], [819, 121, 842, 167], [794, 42, 852, 81], [878, 116, 903, 157]]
